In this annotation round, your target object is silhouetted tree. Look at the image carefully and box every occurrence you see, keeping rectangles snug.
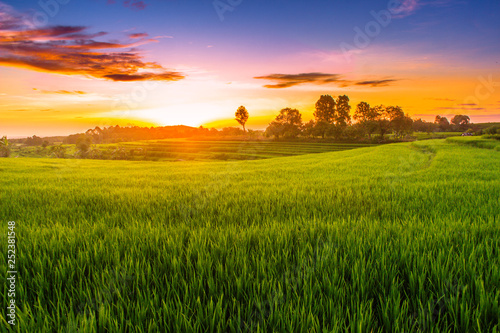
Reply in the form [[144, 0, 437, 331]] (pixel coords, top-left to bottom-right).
[[354, 101, 378, 138], [313, 95, 336, 138], [313, 121, 331, 139], [25, 135, 43, 146], [451, 115, 470, 131], [385, 106, 413, 138], [371, 105, 390, 139], [314, 95, 336, 121], [302, 120, 316, 138], [266, 108, 303, 139], [335, 95, 352, 127], [413, 118, 435, 134], [235, 106, 249, 132], [435, 115, 450, 132]]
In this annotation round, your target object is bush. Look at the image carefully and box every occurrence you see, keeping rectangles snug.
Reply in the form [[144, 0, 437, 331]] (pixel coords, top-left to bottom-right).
[[484, 125, 500, 135]]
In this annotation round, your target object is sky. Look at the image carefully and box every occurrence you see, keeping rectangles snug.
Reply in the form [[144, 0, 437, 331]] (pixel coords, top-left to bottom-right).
[[0, 0, 499, 137]]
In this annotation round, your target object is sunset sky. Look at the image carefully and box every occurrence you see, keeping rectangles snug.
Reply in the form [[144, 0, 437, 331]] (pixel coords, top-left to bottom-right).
[[1, 0, 499, 137]]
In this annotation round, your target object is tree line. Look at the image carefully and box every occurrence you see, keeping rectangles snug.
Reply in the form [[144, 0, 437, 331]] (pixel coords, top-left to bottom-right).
[[234, 95, 476, 141]]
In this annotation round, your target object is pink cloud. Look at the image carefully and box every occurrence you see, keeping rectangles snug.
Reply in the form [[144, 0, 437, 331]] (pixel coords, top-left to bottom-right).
[[0, 3, 184, 82]]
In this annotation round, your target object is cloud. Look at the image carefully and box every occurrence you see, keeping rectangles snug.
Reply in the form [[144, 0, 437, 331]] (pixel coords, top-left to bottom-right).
[[254, 73, 345, 88], [355, 79, 396, 87], [433, 106, 485, 111], [391, 0, 420, 19], [426, 98, 456, 102], [107, 0, 147, 11], [255, 72, 397, 89], [0, 3, 184, 82], [123, 0, 147, 11], [391, 0, 461, 19], [129, 33, 148, 39], [36, 89, 87, 95]]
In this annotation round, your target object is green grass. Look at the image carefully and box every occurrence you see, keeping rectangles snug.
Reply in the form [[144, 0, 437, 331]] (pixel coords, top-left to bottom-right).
[[0, 140, 499, 332], [9, 140, 377, 161], [413, 132, 463, 140], [446, 136, 500, 151]]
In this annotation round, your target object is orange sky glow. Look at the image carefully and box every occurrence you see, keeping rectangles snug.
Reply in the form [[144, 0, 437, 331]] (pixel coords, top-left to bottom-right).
[[1, 1, 499, 137]]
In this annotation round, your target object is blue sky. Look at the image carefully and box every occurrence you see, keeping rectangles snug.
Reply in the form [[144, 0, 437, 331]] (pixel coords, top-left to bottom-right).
[[0, 0, 499, 136]]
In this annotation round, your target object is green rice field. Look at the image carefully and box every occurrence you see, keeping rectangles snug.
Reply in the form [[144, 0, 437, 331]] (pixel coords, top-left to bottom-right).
[[11, 140, 378, 161], [0, 139, 499, 332]]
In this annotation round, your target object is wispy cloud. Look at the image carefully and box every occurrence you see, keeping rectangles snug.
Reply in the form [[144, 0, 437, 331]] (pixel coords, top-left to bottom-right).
[[35, 89, 87, 95], [355, 79, 397, 87], [124, 0, 147, 11], [107, 0, 147, 11], [433, 106, 485, 111], [426, 98, 456, 102], [129, 32, 149, 39], [254, 73, 343, 88], [254, 72, 398, 89], [392, 0, 461, 19], [0, 2, 183, 82], [392, 0, 420, 19]]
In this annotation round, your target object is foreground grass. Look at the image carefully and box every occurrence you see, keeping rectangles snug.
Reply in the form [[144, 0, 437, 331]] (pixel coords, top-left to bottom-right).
[[0, 140, 499, 332], [10, 140, 377, 161], [446, 136, 500, 151]]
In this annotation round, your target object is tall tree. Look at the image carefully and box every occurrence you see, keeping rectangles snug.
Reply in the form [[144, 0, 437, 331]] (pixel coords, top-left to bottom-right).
[[354, 101, 378, 138], [314, 95, 336, 123], [313, 95, 336, 138], [235, 106, 249, 132], [382, 106, 413, 138], [335, 95, 352, 127], [372, 105, 391, 139]]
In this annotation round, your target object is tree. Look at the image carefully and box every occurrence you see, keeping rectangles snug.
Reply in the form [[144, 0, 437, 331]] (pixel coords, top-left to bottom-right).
[[265, 121, 284, 139], [0, 136, 10, 157], [235, 106, 249, 132], [451, 115, 470, 126], [266, 108, 303, 139], [413, 118, 435, 134], [313, 121, 331, 139], [385, 106, 413, 138], [354, 101, 379, 138], [335, 95, 352, 127], [25, 135, 43, 146], [76, 136, 92, 157], [313, 95, 336, 138], [50, 144, 66, 158], [451, 115, 470, 131], [372, 105, 391, 139], [302, 120, 316, 138], [314, 95, 336, 123], [435, 115, 450, 132]]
